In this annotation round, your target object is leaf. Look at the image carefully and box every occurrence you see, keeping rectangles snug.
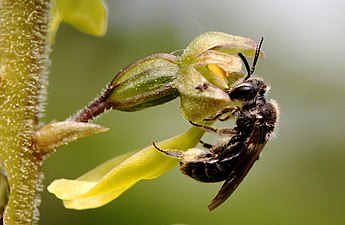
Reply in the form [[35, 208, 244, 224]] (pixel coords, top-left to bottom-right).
[[48, 127, 204, 209], [51, 0, 107, 39]]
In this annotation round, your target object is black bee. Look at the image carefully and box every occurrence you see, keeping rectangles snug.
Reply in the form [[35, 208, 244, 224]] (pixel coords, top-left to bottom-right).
[[153, 37, 279, 211]]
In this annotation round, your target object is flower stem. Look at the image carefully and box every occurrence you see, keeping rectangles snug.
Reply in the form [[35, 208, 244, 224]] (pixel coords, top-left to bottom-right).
[[68, 94, 110, 122]]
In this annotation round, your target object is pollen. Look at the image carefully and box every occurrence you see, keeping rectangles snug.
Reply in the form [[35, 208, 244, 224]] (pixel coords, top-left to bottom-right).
[[207, 64, 226, 79]]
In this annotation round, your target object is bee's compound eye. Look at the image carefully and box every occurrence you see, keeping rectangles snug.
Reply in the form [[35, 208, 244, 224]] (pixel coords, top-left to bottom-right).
[[229, 84, 255, 101]]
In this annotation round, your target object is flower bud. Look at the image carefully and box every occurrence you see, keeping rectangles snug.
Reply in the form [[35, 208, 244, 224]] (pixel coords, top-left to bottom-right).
[[106, 53, 180, 111]]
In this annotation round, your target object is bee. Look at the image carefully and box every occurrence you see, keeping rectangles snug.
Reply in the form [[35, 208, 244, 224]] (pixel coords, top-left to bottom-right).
[[153, 37, 279, 211]]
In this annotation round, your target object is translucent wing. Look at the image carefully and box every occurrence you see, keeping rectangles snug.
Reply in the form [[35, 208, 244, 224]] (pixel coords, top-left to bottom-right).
[[207, 120, 269, 211]]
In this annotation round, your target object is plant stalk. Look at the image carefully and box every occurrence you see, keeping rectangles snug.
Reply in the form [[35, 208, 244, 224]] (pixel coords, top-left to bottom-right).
[[0, 0, 51, 224]]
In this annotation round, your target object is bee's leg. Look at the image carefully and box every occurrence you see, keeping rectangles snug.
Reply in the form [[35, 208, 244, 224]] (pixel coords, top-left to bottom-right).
[[189, 121, 236, 136], [209, 142, 229, 154], [152, 142, 183, 159], [204, 106, 238, 122], [207, 132, 241, 156], [211, 137, 244, 158], [200, 140, 213, 149]]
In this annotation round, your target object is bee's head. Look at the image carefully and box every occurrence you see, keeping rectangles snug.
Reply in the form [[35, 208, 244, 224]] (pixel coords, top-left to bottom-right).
[[227, 36, 266, 102], [228, 78, 267, 102]]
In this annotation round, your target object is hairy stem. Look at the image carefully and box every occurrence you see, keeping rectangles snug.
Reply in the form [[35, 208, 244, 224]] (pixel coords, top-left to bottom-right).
[[68, 92, 110, 122], [0, 0, 50, 224]]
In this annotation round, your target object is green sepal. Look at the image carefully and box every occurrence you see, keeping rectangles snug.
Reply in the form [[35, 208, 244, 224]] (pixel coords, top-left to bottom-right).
[[175, 67, 231, 122], [181, 31, 264, 66]]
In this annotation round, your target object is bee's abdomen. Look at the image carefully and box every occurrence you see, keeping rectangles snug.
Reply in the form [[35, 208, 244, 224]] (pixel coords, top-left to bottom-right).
[[180, 157, 236, 183]]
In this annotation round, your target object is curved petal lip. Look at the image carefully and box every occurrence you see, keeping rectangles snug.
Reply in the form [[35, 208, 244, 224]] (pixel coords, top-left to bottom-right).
[[48, 127, 204, 209]]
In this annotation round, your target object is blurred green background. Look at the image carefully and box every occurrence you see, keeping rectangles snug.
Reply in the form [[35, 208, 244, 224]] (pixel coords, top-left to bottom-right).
[[41, 1, 345, 224]]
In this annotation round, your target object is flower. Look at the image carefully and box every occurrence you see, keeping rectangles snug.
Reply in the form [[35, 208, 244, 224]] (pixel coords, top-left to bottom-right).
[[48, 32, 264, 209]]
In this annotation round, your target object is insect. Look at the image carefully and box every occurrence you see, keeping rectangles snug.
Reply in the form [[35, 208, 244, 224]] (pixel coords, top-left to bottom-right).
[[153, 37, 279, 211]]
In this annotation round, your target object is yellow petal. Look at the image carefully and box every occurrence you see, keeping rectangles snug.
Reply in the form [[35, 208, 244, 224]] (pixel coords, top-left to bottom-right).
[[48, 126, 204, 209]]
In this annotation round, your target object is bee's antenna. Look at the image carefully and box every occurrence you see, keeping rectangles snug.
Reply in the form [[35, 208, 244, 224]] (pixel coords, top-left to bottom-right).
[[251, 36, 264, 74], [238, 53, 251, 80], [238, 36, 264, 80]]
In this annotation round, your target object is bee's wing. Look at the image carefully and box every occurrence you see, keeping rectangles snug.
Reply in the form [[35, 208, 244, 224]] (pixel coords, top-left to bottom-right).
[[208, 121, 269, 211]]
